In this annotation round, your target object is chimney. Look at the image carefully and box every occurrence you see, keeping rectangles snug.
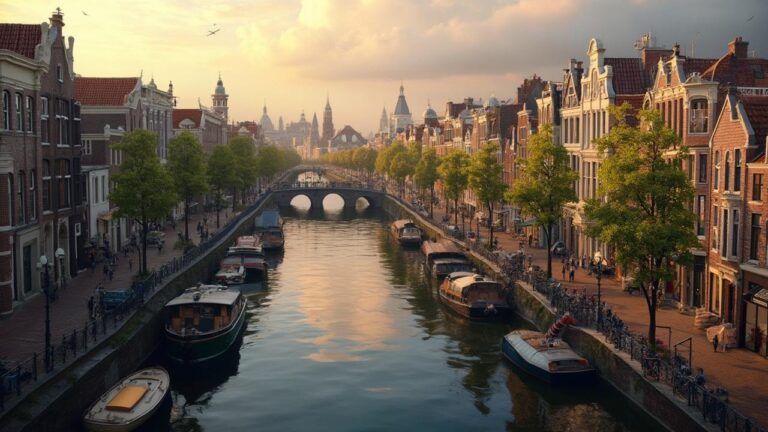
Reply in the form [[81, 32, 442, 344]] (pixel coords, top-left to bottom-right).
[[728, 37, 749, 59], [49, 7, 64, 29]]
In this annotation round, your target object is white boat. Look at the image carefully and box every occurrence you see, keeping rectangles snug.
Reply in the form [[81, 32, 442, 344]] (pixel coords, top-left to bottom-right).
[[501, 315, 596, 384], [83, 367, 169, 431], [215, 263, 246, 285]]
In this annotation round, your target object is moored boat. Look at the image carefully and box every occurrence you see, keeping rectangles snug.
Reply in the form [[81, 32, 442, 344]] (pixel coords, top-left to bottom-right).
[[214, 263, 245, 285], [164, 284, 247, 363], [255, 209, 285, 250], [501, 315, 596, 384], [225, 236, 268, 281], [421, 239, 474, 279], [83, 367, 169, 431], [439, 272, 510, 320], [390, 219, 422, 247]]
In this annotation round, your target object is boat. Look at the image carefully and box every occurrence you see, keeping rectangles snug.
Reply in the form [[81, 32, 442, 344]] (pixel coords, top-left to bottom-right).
[[214, 263, 245, 285], [83, 367, 169, 431], [421, 239, 474, 279], [439, 272, 511, 320], [255, 209, 284, 250], [224, 236, 268, 281], [501, 314, 596, 384], [390, 219, 423, 247], [164, 284, 247, 363]]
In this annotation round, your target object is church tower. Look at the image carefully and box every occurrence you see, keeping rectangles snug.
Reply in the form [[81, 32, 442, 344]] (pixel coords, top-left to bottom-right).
[[212, 74, 228, 123], [311, 112, 320, 145], [379, 106, 388, 133], [390, 83, 412, 135], [322, 95, 334, 144]]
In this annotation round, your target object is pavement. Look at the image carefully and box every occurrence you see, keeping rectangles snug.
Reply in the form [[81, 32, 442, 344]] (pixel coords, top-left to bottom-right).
[[0, 208, 240, 366], [417, 194, 768, 429]]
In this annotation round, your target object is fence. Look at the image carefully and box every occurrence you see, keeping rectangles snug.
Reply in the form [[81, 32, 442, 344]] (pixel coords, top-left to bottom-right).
[[0, 187, 272, 413]]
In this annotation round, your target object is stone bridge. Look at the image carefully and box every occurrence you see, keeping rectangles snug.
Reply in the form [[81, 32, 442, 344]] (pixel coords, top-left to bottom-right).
[[269, 182, 386, 209]]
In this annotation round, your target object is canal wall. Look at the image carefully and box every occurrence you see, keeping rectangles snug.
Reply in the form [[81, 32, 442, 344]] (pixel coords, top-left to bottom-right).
[[0, 202, 267, 432], [383, 195, 715, 432]]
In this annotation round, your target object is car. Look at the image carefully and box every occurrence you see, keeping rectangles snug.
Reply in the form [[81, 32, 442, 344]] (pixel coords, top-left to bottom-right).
[[445, 224, 463, 238], [146, 231, 165, 246], [550, 241, 567, 256], [102, 289, 135, 312]]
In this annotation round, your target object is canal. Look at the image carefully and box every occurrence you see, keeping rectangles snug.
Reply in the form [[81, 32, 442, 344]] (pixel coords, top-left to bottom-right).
[[143, 196, 659, 431]]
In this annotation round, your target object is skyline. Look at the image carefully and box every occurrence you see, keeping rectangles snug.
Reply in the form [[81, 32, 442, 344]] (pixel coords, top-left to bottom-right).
[[2, 0, 766, 134]]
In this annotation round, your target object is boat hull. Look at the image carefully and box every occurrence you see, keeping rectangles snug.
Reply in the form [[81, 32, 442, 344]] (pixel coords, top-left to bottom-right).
[[165, 299, 247, 364], [398, 237, 422, 247], [439, 293, 510, 321], [501, 335, 596, 385]]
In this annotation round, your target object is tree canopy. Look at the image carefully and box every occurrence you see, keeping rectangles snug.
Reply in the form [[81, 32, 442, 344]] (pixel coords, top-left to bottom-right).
[[438, 148, 470, 224], [468, 142, 507, 246], [208, 144, 239, 227], [227, 136, 258, 206], [414, 148, 440, 217], [584, 104, 698, 344], [167, 131, 209, 240], [508, 124, 577, 277]]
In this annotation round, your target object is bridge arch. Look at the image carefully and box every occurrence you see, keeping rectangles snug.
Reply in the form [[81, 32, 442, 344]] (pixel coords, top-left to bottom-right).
[[270, 185, 384, 209]]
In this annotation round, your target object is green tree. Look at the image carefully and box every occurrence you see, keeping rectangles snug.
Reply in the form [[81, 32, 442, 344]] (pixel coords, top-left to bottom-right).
[[353, 147, 377, 179], [508, 124, 577, 277], [208, 145, 239, 228], [585, 105, 698, 344], [110, 129, 176, 274], [167, 131, 209, 241], [468, 142, 507, 248], [414, 148, 440, 218], [439, 148, 470, 225], [228, 136, 257, 208], [390, 152, 411, 197], [257, 145, 284, 180]]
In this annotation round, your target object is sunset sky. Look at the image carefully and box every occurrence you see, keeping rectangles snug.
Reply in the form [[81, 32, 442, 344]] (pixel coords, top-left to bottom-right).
[[2, 0, 766, 135]]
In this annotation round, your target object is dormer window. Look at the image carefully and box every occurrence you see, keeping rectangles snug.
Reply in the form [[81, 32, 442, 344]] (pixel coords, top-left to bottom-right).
[[56, 64, 63, 82], [689, 99, 708, 133], [724, 152, 731, 191], [735, 150, 742, 192]]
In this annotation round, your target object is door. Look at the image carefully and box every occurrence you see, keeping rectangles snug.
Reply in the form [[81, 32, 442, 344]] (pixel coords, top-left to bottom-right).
[[23, 245, 32, 294], [726, 283, 735, 323]]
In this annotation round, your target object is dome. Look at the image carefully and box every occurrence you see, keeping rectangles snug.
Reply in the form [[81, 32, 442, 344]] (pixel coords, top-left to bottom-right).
[[215, 75, 226, 95], [260, 105, 274, 132], [423, 104, 438, 120], [486, 95, 500, 108], [148, 77, 157, 90]]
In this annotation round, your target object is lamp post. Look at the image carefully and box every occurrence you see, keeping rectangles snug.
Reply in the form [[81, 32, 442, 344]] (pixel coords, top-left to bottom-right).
[[55, 247, 65, 290], [592, 254, 604, 326], [37, 255, 52, 371]]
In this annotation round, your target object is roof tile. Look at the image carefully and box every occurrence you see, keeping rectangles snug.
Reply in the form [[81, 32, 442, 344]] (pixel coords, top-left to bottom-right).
[[75, 77, 139, 106], [173, 109, 202, 129], [604, 57, 648, 95], [0, 24, 40, 59]]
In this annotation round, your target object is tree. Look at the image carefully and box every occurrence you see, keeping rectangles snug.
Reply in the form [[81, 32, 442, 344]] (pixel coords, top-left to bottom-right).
[[584, 105, 698, 345], [256, 145, 284, 180], [110, 129, 176, 274], [439, 148, 470, 225], [353, 147, 377, 179], [389, 152, 411, 197], [228, 136, 257, 208], [375, 141, 406, 177], [414, 148, 440, 218], [508, 124, 577, 278], [208, 145, 239, 228], [167, 131, 209, 241], [468, 142, 507, 248]]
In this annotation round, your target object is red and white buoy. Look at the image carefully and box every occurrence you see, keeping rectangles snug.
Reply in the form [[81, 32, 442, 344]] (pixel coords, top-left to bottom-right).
[[545, 314, 577, 339]]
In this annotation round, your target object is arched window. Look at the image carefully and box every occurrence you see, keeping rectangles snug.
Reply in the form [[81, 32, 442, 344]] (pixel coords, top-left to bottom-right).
[[690, 99, 709, 133], [25, 96, 33, 132], [17, 170, 25, 224], [14, 93, 22, 130], [42, 160, 51, 211], [714, 151, 720, 190], [735, 150, 742, 192], [2, 91, 9, 130], [724, 152, 731, 191], [29, 170, 36, 221]]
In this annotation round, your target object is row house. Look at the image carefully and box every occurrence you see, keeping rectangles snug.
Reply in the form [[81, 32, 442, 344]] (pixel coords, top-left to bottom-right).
[[172, 77, 229, 153], [709, 91, 768, 356], [141, 78, 174, 162], [560, 36, 663, 266], [0, 10, 86, 313]]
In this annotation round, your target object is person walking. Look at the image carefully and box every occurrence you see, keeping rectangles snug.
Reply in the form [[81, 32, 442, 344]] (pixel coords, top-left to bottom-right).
[[128, 257, 133, 271], [712, 334, 719, 352], [108, 267, 114, 281], [569, 266, 575, 282], [158, 242, 163, 255], [562, 264, 567, 281], [103, 263, 109, 279], [87, 296, 95, 320]]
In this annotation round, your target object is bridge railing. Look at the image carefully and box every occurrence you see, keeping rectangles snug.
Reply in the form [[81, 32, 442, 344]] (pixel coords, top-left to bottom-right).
[[271, 181, 386, 193]]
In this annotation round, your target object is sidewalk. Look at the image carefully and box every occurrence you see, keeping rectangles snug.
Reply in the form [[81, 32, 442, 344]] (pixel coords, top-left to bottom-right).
[[420, 196, 768, 428], [0, 209, 240, 365]]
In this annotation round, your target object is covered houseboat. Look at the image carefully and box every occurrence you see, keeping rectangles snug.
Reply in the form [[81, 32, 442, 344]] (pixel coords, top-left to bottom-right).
[[440, 273, 510, 320], [255, 209, 285, 250], [390, 219, 423, 247], [164, 284, 247, 363], [421, 239, 474, 279], [224, 235, 268, 281]]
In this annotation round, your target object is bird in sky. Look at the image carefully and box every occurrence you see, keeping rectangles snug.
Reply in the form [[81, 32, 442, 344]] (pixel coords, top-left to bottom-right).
[[746, 15, 754, 22], [82, 11, 88, 16], [207, 28, 221, 36]]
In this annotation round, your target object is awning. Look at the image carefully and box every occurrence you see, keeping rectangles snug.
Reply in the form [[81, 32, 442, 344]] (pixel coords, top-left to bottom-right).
[[747, 285, 768, 308], [518, 219, 536, 227], [98, 212, 113, 222]]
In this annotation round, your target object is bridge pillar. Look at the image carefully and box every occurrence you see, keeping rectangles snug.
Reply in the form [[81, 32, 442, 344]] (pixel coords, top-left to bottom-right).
[[309, 193, 322, 209]]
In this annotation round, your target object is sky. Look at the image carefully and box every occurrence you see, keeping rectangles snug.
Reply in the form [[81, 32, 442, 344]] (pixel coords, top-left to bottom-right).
[[2, 0, 767, 135]]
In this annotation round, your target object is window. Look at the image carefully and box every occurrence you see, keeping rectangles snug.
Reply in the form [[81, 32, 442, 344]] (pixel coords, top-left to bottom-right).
[[722, 209, 728, 257], [698, 154, 708, 183], [57, 99, 69, 145], [751, 214, 761, 261], [17, 171, 25, 225], [735, 150, 742, 192], [690, 99, 708, 133], [82, 139, 92, 155], [25, 96, 33, 132], [732, 209, 739, 257], [688, 155, 694, 180], [697, 195, 706, 236], [40, 97, 49, 143], [42, 160, 51, 211], [754, 174, 764, 201], [29, 170, 36, 221], [2, 91, 9, 130], [101, 175, 105, 202], [724, 152, 731, 191], [56, 64, 63, 82], [714, 151, 720, 189], [14, 93, 22, 130], [93, 176, 98, 204], [56, 160, 71, 208]]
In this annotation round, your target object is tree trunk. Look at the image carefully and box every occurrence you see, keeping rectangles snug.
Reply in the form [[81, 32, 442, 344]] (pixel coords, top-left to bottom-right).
[[545, 224, 553, 278], [231, 188, 237, 212], [648, 281, 658, 345], [215, 190, 221, 228], [184, 197, 190, 241], [429, 186, 434, 218], [487, 203, 494, 249], [454, 199, 458, 225], [141, 220, 148, 275]]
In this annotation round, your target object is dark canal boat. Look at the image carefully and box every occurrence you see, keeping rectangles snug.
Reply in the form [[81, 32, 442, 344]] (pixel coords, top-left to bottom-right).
[[164, 284, 247, 363], [439, 272, 510, 320], [421, 239, 474, 279], [390, 219, 422, 247], [255, 208, 285, 250]]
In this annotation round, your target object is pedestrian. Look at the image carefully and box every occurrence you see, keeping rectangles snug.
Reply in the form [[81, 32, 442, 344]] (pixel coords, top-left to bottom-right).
[[108, 267, 114, 281], [87, 296, 95, 320], [561, 264, 566, 281], [712, 334, 719, 352], [103, 263, 109, 278], [493, 237, 498, 250], [128, 258, 133, 271], [204, 216, 208, 227], [528, 234, 533, 247], [569, 267, 575, 282], [158, 242, 163, 255]]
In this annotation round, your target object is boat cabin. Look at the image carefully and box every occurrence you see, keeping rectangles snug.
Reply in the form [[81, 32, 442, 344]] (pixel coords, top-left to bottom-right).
[[165, 286, 242, 336], [442, 274, 505, 304]]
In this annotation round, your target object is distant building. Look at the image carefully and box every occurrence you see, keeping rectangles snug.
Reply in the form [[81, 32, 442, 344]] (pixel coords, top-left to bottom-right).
[[172, 76, 227, 153], [390, 83, 413, 136]]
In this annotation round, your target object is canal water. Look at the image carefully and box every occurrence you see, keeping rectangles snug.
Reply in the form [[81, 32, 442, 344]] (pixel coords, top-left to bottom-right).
[[142, 196, 660, 432]]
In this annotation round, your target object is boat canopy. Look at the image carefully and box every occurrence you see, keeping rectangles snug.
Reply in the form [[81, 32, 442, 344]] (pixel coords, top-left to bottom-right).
[[422, 239, 466, 260], [393, 219, 417, 231], [165, 285, 240, 307], [255, 209, 283, 229], [106, 385, 147, 412], [445, 274, 502, 298]]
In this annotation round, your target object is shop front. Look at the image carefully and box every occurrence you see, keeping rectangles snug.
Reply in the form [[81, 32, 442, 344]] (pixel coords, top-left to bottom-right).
[[743, 270, 768, 357]]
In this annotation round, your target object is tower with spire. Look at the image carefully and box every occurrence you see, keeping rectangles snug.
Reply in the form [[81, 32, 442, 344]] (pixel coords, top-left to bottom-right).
[[390, 82, 412, 136], [311, 112, 320, 145], [212, 74, 228, 124], [379, 106, 388, 133], [322, 95, 334, 144]]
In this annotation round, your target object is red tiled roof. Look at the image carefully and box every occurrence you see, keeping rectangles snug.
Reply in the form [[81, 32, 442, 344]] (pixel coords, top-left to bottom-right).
[[75, 77, 139, 106], [0, 24, 40, 59], [683, 58, 718, 77], [173, 109, 202, 128], [702, 53, 768, 87], [741, 95, 768, 148], [604, 57, 648, 95]]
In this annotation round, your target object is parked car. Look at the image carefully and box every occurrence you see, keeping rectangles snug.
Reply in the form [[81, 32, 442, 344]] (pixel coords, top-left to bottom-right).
[[146, 231, 165, 247], [445, 224, 463, 238], [550, 241, 567, 256], [102, 289, 135, 312]]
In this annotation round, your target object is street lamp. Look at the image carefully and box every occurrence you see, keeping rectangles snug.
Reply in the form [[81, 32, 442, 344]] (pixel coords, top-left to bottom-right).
[[36, 255, 52, 371], [592, 253, 604, 326], [55, 247, 65, 290]]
